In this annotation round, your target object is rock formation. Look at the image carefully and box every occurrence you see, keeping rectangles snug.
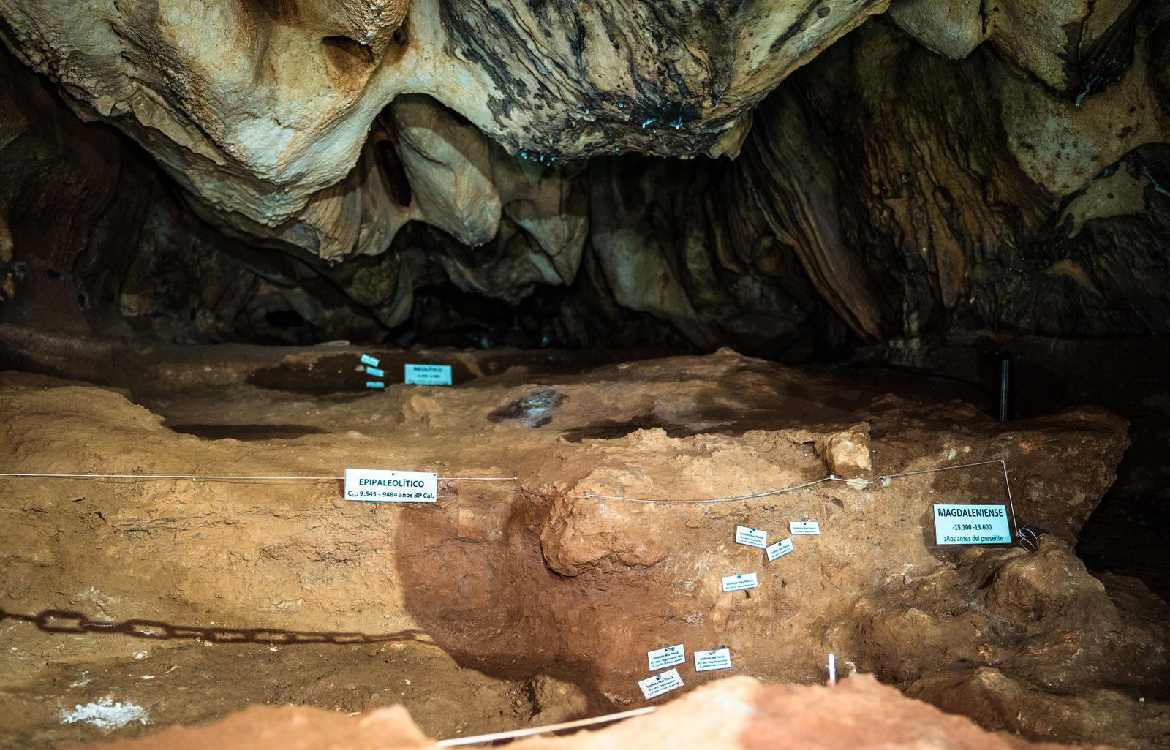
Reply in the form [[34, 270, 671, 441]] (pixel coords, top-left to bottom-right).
[[1, 1, 1166, 351], [0, 0, 888, 250]]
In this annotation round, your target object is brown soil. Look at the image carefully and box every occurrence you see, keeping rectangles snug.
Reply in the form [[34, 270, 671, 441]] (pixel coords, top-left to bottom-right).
[[1, 334, 1167, 748], [83, 676, 1104, 750]]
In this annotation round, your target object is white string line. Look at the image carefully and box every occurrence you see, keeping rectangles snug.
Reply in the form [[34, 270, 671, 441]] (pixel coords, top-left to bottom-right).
[[0, 461, 1019, 527], [880, 458, 1018, 533], [877, 458, 1005, 481], [574, 458, 1016, 523], [436, 707, 656, 747], [577, 476, 843, 505], [0, 472, 517, 483]]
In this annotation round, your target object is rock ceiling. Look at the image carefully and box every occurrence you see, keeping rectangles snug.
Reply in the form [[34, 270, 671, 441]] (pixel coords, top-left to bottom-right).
[[0, 0, 1167, 346]]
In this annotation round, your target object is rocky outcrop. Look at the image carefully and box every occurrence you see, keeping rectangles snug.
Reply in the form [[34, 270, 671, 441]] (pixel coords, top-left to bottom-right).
[[816, 424, 872, 479], [889, 0, 1142, 96], [733, 14, 1169, 342]]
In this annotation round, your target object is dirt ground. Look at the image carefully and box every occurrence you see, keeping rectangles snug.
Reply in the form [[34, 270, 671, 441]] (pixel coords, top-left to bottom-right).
[[0, 622, 583, 748], [85, 675, 1106, 750], [1, 333, 1167, 748]]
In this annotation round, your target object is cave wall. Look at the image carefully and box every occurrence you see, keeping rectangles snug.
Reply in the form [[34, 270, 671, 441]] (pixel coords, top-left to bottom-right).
[[0, 47, 395, 345], [743, 12, 1170, 341], [0, 2, 1168, 353]]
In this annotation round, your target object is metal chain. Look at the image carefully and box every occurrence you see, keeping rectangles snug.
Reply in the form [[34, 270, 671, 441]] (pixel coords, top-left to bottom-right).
[[0, 608, 436, 646]]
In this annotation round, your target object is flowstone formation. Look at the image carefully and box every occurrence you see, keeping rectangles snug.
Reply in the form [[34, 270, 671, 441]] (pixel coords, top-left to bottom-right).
[[1, 2, 1167, 351], [0, 0, 888, 251]]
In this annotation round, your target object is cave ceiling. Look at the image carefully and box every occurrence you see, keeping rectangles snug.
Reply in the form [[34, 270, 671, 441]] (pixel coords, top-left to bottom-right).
[[0, 0, 1167, 348]]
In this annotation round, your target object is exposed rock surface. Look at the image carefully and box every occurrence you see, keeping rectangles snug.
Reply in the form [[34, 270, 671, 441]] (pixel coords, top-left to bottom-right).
[[83, 676, 1106, 750], [0, 0, 889, 239], [815, 423, 872, 479], [1, 6, 1167, 351], [0, 346, 1165, 748], [890, 0, 1141, 95]]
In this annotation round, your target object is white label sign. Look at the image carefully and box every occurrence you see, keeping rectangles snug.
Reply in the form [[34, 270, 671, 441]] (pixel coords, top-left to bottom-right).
[[721, 573, 759, 592], [405, 364, 453, 386], [344, 468, 438, 503], [933, 504, 1011, 544], [789, 521, 821, 535], [638, 669, 683, 700], [766, 537, 794, 561], [694, 648, 732, 672], [647, 644, 685, 671], [735, 526, 767, 549]]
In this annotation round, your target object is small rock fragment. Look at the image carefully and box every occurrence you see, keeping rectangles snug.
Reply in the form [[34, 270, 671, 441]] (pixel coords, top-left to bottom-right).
[[489, 389, 563, 428], [816, 423, 872, 479]]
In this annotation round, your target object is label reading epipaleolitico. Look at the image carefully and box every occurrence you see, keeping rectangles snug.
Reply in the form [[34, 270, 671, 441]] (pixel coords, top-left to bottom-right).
[[721, 573, 759, 592], [766, 537, 794, 561], [344, 468, 438, 503], [694, 648, 732, 672], [638, 668, 684, 700], [933, 504, 1011, 544], [647, 644, 685, 671], [789, 521, 821, 535], [735, 526, 768, 549]]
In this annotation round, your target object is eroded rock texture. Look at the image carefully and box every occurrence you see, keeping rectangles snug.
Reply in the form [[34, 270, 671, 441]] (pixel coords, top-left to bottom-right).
[[0, 1, 1168, 349], [0, 0, 887, 244]]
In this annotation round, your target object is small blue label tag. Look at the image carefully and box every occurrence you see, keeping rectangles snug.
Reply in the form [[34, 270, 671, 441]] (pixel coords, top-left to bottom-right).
[[405, 364, 453, 386], [933, 504, 1011, 544], [366, 381, 385, 389], [365, 366, 385, 378], [360, 353, 380, 367]]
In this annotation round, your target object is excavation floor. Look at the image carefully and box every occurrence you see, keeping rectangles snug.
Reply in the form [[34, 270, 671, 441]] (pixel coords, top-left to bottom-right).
[[0, 619, 578, 749], [1, 341, 1168, 748]]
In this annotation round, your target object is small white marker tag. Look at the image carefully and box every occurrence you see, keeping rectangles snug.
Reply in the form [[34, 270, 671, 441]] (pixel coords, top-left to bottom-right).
[[647, 644, 685, 671], [344, 469, 438, 503], [789, 521, 821, 535], [365, 381, 385, 389], [735, 526, 767, 549], [721, 573, 759, 592], [365, 366, 385, 378], [766, 537, 794, 561], [360, 353, 380, 367], [638, 668, 683, 700], [694, 648, 732, 672], [405, 364, 453, 386]]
